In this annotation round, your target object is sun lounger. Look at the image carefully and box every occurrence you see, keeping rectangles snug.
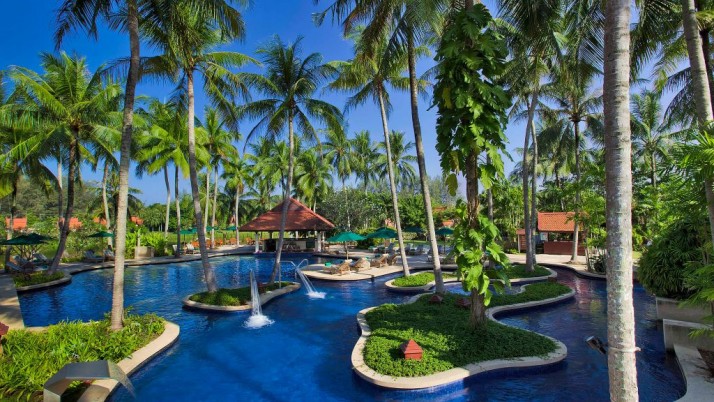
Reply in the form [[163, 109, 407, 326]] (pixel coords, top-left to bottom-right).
[[325, 261, 351, 275], [370, 255, 387, 268], [185, 243, 196, 254], [386, 253, 399, 266], [32, 253, 51, 266], [83, 251, 104, 263], [350, 258, 370, 272], [408, 244, 424, 255], [6, 259, 34, 274], [103, 249, 115, 261]]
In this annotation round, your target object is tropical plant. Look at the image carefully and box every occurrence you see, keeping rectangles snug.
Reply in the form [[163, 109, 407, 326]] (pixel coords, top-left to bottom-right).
[[238, 36, 343, 283], [376, 131, 417, 191], [294, 147, 332, 210], [221, 152, 252, 244]]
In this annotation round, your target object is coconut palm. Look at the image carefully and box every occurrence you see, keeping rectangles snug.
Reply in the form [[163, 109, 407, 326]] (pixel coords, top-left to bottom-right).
[[238, 36, 344, 283], [199, 108, 239, 248], [631, 89, 672, 190], [294, 147, 333, 210], [349, 131, 378, 192], [221, 153, 251, 244], [142, 3, 253, 293], [603, 0, 639, 398], [322, 128, 354, 228], [377, 131, 417, 191], [55, 0, 245, 330], [8, 53, 121, 274]]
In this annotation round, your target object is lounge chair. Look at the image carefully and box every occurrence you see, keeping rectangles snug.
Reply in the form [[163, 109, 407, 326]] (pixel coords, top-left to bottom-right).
[[370, 255, 387, 268], [386, 253, 399, 266], [408, 244, 424, 256], [32, 253, 51, 266], [350, 258, 370, 272], [9, 257, 34, 273], [83, 251, 104, 263], [103, 249, 115, 261], [325, 261, 351, 275], [172, 244, 183, 255], [385, 243, 395, 255], [185, 243, 196, 254]]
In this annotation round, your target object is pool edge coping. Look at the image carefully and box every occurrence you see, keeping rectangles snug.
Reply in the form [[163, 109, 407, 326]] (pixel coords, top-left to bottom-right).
[[181, 282, 302, 312], [15, 272, 72, 293], [384, 268, 558, 293], [77, 320, 180, 401], [351, 288, 574, 390]]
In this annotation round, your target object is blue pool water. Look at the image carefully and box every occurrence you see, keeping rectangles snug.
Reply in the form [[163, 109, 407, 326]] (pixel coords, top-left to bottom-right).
[[18, 257, 685, 401]]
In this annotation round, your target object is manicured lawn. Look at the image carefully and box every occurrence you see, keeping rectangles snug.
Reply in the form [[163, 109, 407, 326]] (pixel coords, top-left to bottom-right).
[[12, 271, 65, 287], [188, 282, 293, 306], [363, 282, 571, 377], [392, 272, 456, 287], [0, 313, 165, 400]]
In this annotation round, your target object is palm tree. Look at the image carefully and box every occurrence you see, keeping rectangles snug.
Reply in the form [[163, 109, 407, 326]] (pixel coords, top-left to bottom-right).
[[135, 99, 197, 257], [603, 0, 639, 398], [323, 128, 354, 227], [239, 36, 343, 284], [377, 131, 417, 191], [200, 108, 239, 247], [144, 3, 252, 293], [631, 89, 671, 190], [55, 0, 244, 330], [350, 131, 378, 192], [294, 146, 333, 210], [8, 53, 121, 274], [222, 153, 251, 244]]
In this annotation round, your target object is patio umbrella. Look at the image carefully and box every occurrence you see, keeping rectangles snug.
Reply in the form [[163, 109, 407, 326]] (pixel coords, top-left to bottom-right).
[[87, 231, 114, 238], [403, 226, 424, 234], [326, 231, 365, 259], [0, 234, 47, 259], [435, 227, 454, 253], [23, 233, 54, 242], [224, 225, 237, 231], [365, 227, 397, 239]]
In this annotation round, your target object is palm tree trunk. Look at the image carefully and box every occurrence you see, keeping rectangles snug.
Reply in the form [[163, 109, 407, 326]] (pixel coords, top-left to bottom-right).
[[604, 0, 639, 399], [523, 95, 534, 271], [187, 70, 218, 292], [211, 168, 218, 248], [50, 137, 78, 274], [175, 165, 181, 257], [683, 0, 714, 250], [377, 88, 409, 276], [407, 31, 444, 293], [164, 166, 171, 239], [650, 153, 657, 190], [102, 162, 111, 232], [235, 186, 240, 246], [530, 114, 539, 268], [271, 114, 295, 284], [204, 167, 210, 242], [57, 158, 63, 234], [5, 178, 17, 264], [110, 0, 141, 330], [571, 120, 582, 262]]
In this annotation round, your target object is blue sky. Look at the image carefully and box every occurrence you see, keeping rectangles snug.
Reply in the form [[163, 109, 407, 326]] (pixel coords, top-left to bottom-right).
[[2, 1, 535, 205]]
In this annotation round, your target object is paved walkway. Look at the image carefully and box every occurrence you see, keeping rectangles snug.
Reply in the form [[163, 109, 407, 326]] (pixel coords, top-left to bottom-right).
[[0, 274, 24, 329]]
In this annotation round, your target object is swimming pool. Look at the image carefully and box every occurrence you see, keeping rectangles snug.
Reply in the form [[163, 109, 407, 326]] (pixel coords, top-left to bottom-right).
[[17, 256, 685, 401]]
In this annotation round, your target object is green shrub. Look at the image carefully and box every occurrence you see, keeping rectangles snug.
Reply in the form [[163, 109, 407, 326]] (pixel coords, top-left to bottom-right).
[[502, 264, 551, 279], [392, 272, 456, 287], [363, 287, 564, 377], [639, 216, 711, 299], [13, 271, 65, 287], [142, 232, 168, 257], [0, 313, 164, 400], [487, 282, 571, 307], [189, 282, 293, 306]]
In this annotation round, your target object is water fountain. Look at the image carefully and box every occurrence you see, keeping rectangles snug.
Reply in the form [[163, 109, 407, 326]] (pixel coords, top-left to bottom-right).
[[244, 270, 274, 329], [296, 268, 326, 299]]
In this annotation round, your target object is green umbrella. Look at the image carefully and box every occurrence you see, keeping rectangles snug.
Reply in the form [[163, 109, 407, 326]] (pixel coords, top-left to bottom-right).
[[23, 233, 54, 242], [179, 228, 196, 235], [435, 227, 454, 236], [0, 234, 47, 260], [87, 231, 114, 238], [365, 227, 397, 239], [225, 225, 237, 231], [326, 231, 365, 259]]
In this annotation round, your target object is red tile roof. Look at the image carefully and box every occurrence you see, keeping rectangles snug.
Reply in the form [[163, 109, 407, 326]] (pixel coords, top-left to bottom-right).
[[59, 217, 83, 230], [516, 229, 526, 235], [240, 198, 335, 232], [537, 212, 580, 233], [4, 217, 27, 230]]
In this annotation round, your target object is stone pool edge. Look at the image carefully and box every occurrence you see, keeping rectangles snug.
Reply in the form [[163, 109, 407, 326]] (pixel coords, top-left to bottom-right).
[[351, 288, 574, 390], [78, 320, 180, 401], [181, 282, 301, 312]]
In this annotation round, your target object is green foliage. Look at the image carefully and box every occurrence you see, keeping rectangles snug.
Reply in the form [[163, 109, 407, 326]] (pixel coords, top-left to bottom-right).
[[363, 287, 564, 377], [639, 215, 711, 299], [682, 263, 714, 338], [188, 283, 292, 306], [392, 272, 456, 287], [452, 200, 511, 305], [12, 271, 65, 287], [503, 264, 551, 279], [487, 282, 571, 307], [317, 188, 386, 230], [0, 313, 164, 400], [142, 232, 168, 257]]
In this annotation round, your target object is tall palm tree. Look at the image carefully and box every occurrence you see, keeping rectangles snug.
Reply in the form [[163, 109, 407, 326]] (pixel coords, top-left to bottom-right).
[[603, 0, 639, 398], [143, 3, 252, 293], [294, 146, 333, 210], [631, 89, 671, 190], [55, 0, 245, 329], [349, 130, 378, 192], [8, 53, 121, 274], [323, 128, 354, 227], [377, 131, 417, 191], [222, 153, 251, 244], [135, 100, 197, 257], [200, 107, 239, 247], [239, 36, 343, 283]]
